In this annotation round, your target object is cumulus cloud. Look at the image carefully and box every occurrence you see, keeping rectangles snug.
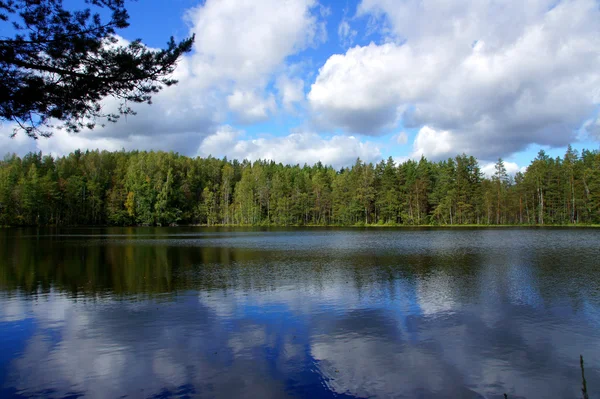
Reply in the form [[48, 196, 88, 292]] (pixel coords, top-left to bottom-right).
[[186, 0, 324, 86], [309, 0, 600, 159], [227, 90, 276, 123], [410, 126, 454, 159], [197, 126, 381, 168], [158, 0, 323, 132], [309, 43, 415, 134], [407, 126, 527, 172], [147, 0, 323, 132], [275, 75, 305, 112]]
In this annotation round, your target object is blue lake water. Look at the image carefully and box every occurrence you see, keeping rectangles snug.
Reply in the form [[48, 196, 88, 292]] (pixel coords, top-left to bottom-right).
[[0, 227, 599, 398]]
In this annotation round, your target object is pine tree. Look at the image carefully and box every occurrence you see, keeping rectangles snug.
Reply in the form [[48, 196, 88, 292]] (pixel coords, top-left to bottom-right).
[[493, 158, 508, 224]]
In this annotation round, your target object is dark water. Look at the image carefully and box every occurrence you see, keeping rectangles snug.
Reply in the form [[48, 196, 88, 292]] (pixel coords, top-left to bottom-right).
[[0, 227, 599, 399]]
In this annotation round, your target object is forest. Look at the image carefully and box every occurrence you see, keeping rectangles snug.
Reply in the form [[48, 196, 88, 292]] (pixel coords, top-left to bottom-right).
[[0, 146, 598, 227]]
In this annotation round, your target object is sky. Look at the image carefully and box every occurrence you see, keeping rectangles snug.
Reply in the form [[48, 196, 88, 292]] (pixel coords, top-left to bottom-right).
[[3, 0, 600, 173]]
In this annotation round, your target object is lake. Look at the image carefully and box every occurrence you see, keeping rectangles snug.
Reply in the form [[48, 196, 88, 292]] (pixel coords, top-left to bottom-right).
[[0, 227, 599, 398]]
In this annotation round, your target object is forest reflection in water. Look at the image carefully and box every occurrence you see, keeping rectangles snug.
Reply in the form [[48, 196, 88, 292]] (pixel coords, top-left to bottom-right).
[[0, 227, 599, 398]]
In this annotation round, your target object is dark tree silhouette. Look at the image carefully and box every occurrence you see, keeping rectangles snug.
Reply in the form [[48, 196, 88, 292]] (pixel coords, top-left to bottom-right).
[[0, 0, 194, 138]]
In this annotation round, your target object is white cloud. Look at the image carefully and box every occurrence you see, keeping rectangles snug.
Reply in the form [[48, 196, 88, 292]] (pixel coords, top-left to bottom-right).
[[160, 0, 324, 130], [197, 126, 381, 168], [338, 19, 357, 47], [227, 90, 276, 123], [275, 75, 305, 112], [197, 125, 241, 156], [309, 43, 423, 134], [185, 0, 324, 86], [411, 126, 454, 159], [309, 0, 600, 159], [393, 131, 408, 145]]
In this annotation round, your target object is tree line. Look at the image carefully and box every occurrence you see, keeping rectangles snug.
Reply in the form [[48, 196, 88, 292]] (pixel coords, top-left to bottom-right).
[[0, 146, 598, 227]]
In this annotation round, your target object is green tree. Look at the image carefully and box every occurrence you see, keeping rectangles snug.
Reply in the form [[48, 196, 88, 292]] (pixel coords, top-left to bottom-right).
[[493, 158, 509, 224], [1, 0, 194, 138], [21, 164, 42, 224], [375, 157, 400, 224], [220, 163, 234, 224], [1, 148, 599, 227], [155, 168, 180, 225]]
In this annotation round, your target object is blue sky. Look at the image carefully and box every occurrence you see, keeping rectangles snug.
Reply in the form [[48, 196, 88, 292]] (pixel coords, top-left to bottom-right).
[[3, 0, 600, 173]]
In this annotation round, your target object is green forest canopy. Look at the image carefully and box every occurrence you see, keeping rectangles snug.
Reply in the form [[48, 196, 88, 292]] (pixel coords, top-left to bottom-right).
[[0, 146, 599, 226]]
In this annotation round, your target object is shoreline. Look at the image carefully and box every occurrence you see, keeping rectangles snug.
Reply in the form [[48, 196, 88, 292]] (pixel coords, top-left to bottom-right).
[[2, 224, 600, 229]]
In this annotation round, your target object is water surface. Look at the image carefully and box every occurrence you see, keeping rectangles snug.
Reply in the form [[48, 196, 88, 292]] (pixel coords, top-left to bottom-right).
[[1, 227, 599, 398]]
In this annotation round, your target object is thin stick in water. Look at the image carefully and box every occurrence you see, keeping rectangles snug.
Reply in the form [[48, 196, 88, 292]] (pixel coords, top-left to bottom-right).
[[581, 354, 589, 399]]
